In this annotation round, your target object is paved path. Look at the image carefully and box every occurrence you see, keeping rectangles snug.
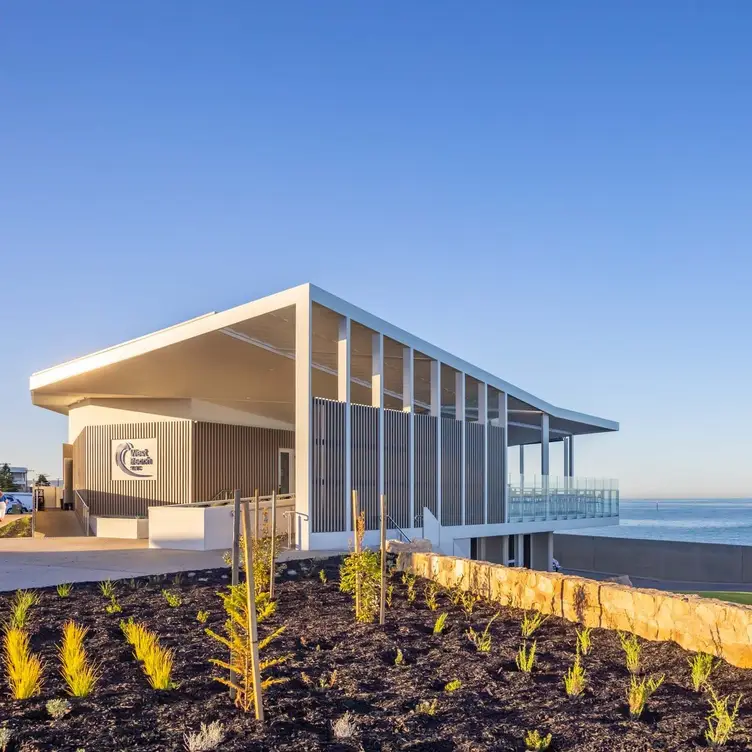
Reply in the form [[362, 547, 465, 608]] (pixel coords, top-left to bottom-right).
[[0, 537, 342, 591]]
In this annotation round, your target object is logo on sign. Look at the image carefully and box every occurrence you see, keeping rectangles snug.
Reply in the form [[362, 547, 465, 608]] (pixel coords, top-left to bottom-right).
[[112, 439, 157, 480]]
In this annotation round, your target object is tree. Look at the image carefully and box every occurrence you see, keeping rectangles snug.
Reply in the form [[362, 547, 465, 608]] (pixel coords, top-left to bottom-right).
[[0, 464, 18, 492], [35, 474, 50, 487]]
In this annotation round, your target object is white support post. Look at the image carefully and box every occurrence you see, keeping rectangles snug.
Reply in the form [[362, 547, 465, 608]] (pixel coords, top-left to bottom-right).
[[569, 434, 575, 478], [455, 371, 465, 526], [479, 382, 487, 524], [372, 332, 384, 500], [541, 413, 550, 519], [430, 360, 441, 524], [295, 296, 312, 550], [403, 346, 414, 530], [338, 316, 352, 531], [500, 391, 508, 523]]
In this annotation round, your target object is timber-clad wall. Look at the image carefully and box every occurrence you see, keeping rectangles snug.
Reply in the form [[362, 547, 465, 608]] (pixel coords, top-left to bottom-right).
[[74, 422, 192, 517], [440, 418, 462, 526], [312, 399, 346, 533], [384, 409, 410, 530], [487, 424, 506, 523], [192, 422, 294, 502], [414, 414, 438, 520]]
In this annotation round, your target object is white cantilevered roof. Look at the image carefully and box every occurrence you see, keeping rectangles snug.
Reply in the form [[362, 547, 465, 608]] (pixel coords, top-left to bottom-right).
[[30, 283, 618, 438]]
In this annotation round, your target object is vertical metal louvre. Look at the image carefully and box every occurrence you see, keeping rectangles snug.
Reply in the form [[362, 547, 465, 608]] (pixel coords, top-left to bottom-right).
[[413, 414, 437, 521], [351, 403, 379, 530], [440, 418, 462, 526], [311, 398, 346, 533], [465, 422, 485, 525], [487, 424, 505, 523], [384, 408, 410, 529]]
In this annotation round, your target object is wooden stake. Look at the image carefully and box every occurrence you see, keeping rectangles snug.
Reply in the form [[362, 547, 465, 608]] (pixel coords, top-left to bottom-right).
[[379, 493, 387, 625], [351, 489, 361, 620], [241, 499, 265, 722], [269, 490, 277, 600]]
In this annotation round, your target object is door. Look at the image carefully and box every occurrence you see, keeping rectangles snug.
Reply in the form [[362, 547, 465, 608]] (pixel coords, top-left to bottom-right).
[[278, 449, 295, 494]]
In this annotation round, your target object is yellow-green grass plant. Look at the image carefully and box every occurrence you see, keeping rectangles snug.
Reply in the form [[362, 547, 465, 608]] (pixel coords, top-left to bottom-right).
[[705, 685, 742, 748], [516, 640, 537, 673], [444, 679, 462, 692], [575, 626, 592, 656], [6, 590, 39, 630], [524, 729, 552, 751], [162, 589, 182, 608], [563, 651, 587, 698], [433, 612, 448, 635], [394, 648, 405, 666], [141, 638, 175, 690], [619, 632, 642, 674], [3, 627, 44, 700], [465, 613, 498, 653], [56, 583, 73, 598], [424, 582, 440, 611], [120, 618, 157, 663], [520, 610, 547, 639], [627, 674, 664, 720], [688, 652, 716, 692], [58, 621, 100, 697], [99, 579, 115, 599], [414, 699, 438, 715], [196, 610, 210, 624]]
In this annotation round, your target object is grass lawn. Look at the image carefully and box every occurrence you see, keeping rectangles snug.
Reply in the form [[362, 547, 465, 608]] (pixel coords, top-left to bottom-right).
[[681, 590, 752, 606]]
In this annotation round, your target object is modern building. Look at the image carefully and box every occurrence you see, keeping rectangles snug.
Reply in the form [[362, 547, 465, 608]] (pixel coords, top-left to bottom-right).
[[1, 465, 29, 492], [30, 283, 619, 569]]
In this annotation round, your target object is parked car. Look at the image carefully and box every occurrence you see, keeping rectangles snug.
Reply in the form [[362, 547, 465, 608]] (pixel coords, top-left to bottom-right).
[[1, 493, 33, 514]]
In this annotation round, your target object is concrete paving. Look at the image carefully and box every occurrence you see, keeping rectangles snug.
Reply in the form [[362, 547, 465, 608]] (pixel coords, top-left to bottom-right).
[[0, 537, 342, 591]]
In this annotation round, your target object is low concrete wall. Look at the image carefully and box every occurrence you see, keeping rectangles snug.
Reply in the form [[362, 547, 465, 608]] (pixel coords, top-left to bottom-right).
[[554, 534, 752, 584], [397, 552, 752, 669], [92, 516, 148, 540]]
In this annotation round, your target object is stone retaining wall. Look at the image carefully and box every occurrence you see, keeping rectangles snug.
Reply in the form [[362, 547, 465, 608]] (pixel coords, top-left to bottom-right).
[[396, 552, 752, 669]]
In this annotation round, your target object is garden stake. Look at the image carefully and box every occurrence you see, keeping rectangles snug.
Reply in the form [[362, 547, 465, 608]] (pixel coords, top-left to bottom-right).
[[241, 498, 265, 722], [351, 489, 361, 620], [269, 490, 277, 601], [379, 493, 387, 625], [230, 488, 241, 701]]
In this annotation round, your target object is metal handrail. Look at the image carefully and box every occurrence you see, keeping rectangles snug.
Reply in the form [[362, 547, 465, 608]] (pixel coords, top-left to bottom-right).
[[386, 514, 412, 543], [281, 510, 309, 551], [210, 489, 235, 501], [74, 490, 91, 537]]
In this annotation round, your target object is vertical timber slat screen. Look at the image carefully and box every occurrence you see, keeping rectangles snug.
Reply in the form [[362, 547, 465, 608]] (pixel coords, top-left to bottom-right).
[[487, 424, 505, 523], [414, 414, 438, 521], [384, 408, 410, 529], [440, 418, 462, 526], [351, 404, 379, 530], [465, 422, 485, 525], [312, 398, 346, 533]]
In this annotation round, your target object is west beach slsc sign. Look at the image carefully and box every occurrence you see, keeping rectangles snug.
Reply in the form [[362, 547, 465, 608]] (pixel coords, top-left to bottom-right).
[[111, 439, 158, 481]]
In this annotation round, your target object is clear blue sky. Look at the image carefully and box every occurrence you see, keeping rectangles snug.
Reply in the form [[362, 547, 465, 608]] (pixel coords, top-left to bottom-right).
[[2, 2, 751, 497]]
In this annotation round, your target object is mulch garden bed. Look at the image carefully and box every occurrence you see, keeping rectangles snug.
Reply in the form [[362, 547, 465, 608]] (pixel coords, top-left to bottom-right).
[[0, 556, 750, 751]]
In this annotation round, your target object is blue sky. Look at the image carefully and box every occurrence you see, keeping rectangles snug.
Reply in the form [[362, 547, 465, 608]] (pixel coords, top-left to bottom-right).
[[2, 2, 751, 497]]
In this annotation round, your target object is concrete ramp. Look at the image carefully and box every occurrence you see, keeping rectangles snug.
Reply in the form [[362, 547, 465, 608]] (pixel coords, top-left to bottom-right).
[[34, 510, 86, 538]]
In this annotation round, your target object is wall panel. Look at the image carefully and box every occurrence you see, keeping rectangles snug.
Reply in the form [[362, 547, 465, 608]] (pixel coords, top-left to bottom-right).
[[312, 398, 346, 533], [384, 408, 410, 529], [441, 418, 462, 526], [414, 414, 437, 522], [488, 424, 506, 523], [465, 422, 485, 525], [351, 404, 379, 530]]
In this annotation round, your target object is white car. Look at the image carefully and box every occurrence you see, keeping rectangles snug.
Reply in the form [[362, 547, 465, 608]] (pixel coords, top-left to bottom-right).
[[1, 493, 33, 514]]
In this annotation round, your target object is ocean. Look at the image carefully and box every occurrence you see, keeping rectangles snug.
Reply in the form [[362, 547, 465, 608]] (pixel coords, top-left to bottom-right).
[[570, 499, 752, 546]]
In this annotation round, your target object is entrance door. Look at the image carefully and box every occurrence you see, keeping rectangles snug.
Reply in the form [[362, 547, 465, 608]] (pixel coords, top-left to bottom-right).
[[278, 449, 295, 494]]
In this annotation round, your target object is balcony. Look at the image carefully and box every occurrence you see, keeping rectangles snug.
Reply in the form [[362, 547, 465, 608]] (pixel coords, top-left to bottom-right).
[[507, 475, 619, 523]]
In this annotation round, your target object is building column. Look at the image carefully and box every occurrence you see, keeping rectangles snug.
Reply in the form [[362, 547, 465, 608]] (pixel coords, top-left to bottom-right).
[[403, 346, 414, 529], [455, 371, 466, 525], [479, 382, 487, 524], [372, 332, 384, 501], [563, 436, 570, 478], [541, 413, 550, 518], [500, 391, 508, 522], [295, 297, 312, 550], [430, 360, 441, 524], [338, 317, 351, 530], [569, 435, 575, 478]]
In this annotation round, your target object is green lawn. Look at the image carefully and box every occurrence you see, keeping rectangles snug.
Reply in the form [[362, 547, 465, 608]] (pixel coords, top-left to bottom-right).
[[680, 590, 752, 605]]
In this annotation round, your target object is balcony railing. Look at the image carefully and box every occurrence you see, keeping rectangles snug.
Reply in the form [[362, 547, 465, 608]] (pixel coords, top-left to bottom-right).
[[507, 475, 619, 523]]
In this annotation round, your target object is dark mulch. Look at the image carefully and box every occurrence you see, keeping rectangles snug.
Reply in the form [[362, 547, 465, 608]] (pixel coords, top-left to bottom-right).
[[0, 558, 750, 751]]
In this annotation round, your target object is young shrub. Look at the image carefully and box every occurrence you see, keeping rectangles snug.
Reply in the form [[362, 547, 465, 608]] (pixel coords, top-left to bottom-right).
[[444, 679, 462, 692], [433, 612, 448, 635], [223, 528, 281, 597], [141, 637, 175, 690], [3, 627, 44, 700], [339, 512, 381, 622], [7, 590, 39, 630], [332, 712, 357, 740], [0, 727, 11, 752], [521, 611, 547, 639], [405, 574, 417, 605], [627, 674, 664, 720], [394, 648, 405, 666], [58, 621, 99, 697], [688, 652, 716, 692], [424, 582, 440, 611], [105, 596, 122, 615], [515, 640, 537, 673], [575, 626, 592, 656], [524, 729, 552, 751], [173, 573, 184, 587], [318, 569, 327, 585], [46, 698, 71, 720], [183, 720, 226, 752], [162, 589, 183, 608], [466, 613, 498, 653], [206, 585, 288, 712], [121, 618, 157, 662], [619, 632, 642, 674], [56, 583, 73, 598], [704, 686, 742, 748], [414, 699, 438, 716], [386, 584, 394, 608], [461, 591, 480, 617], [99, 580, 115, 599], [563, 652, 587, 698], [449, 576, 465, 606], [196, 610, 210, 624]]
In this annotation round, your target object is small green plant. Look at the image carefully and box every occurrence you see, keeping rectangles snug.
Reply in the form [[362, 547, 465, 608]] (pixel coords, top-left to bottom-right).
[[46, 698, 71, 720], [415, 698, 438, 715], [424, 582, 440, 611], [339, 512, 382, 622], [405, 574, 417, 604], [304, 669, 338, 690], [444, 679, 461, 692], [3, 626, 44, 699], [172, 573, 184, 587], [449, 576, 465, 605], [704, 685, 742, 748], [619, 632, 642, 674], [627, 674, 664, 719], [105, 596, 122, 614], [162, 589, 183, 608], [394, 647, 405, 666], [332, 712, 357, 740], [58, 621, 100, 697], [0, 727, 11, 752], [516, 640, 537, 673], [563, 651, 587, 698], [196, 610, 210, 624], [7, 590, 40, 630], [183, 720, 226, 752], [521, 610, 547, 638], [99, 580, 115, 599], [386, 584, 394, 608], [688, 652, 716, 692], [575, 626, 592, 656], [524, 729, 552, 751], [56, 583, 73, 598], [466, 613, 498, 653], [319, 569, 327, 585], [433, 612, 448, 635], [461, 591, 480, 617]]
